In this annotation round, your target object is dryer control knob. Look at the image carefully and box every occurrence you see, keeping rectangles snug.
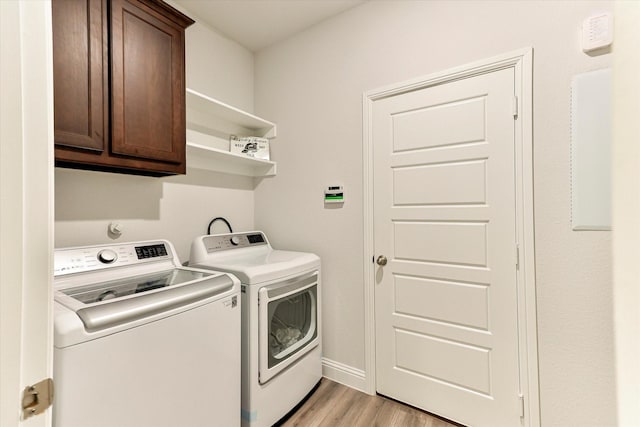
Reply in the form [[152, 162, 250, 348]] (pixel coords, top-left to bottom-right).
[[230, 236, 241, 246], [97, 249, 117, 264]]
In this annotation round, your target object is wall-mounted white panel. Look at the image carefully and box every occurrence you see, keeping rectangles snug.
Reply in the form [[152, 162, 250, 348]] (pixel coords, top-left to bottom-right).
[[571, 68, 612, 230]]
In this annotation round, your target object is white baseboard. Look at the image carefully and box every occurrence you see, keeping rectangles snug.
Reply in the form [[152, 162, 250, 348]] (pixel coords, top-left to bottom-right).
[[321, 357, 369, 394]]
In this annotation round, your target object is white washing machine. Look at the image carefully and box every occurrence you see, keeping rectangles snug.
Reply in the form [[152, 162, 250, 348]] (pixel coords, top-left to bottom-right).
[[53, 240, 241, 427], [189, 231, 321, 427]]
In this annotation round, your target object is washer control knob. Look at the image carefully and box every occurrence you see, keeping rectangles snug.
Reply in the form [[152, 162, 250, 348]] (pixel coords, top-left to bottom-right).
[[230, 236, 241, 246], [97, 249, 117, 264]]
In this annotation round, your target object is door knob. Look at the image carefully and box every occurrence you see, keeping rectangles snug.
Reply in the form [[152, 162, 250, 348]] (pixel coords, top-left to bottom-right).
[[376, 255, 388, 266]]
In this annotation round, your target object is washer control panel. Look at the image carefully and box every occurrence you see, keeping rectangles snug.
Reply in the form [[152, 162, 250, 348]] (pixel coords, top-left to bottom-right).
[[54, 241, 172, 276], [204, 232, 268, 253]]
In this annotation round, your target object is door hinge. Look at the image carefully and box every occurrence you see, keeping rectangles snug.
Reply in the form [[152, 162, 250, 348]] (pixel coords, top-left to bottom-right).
[[518, 393, 525, 418], [22, 378, 54, 419], [516, 244, 520, 271], [513, 95, 519, 119]]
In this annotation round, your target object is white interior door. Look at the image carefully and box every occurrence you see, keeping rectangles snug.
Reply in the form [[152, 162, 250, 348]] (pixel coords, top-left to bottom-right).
[[373, 67, 521, 427]]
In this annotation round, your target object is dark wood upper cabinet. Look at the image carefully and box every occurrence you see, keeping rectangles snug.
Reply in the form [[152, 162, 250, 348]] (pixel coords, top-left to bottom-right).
[[52, 0, 194, 176], [52, 0, 108, 152]]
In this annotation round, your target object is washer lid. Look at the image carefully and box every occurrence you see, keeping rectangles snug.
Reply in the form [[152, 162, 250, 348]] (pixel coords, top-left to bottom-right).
[[193, 249, 320, 284], [59, 268, 208, 304], [55, 268, 235, 332]]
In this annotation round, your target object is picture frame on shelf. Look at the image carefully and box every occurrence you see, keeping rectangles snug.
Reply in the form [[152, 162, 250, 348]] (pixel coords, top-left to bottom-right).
[[230, 135, 270, 160]]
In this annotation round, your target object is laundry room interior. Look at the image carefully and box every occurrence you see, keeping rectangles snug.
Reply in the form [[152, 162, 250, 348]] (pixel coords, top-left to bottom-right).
[[1, 1, 638, 427]]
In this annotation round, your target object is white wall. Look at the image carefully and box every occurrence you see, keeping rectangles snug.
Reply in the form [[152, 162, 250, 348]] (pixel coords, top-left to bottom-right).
[[55, 13, 256, 262], [612, 2, 640, 425], [180, 4, 254, 112], [253, 1, 616, 426]]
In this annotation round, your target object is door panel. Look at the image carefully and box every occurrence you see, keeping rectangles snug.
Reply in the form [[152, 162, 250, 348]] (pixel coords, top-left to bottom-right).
[[52, 0, 107, 152], [392, 97, 487, 151], [395, 329, 491, 394], [394, 221, 488, 266], [374, 68, 520, 427], [395, 275, 489, 329], [110, 0, 185, 164], [393, 160, 487, 205], [121, 9, 174, 153]]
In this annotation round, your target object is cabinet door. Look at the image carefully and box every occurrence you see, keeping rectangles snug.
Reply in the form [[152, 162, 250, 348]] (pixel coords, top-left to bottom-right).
[[52, 0, 108, 152], [110, 0, 187, 170]]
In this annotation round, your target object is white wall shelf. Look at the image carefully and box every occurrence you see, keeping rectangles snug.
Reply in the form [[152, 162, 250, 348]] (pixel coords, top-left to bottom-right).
[[186, 142, 276, 177], [185, 88, 277, 177], [186, 88, 276, 139]]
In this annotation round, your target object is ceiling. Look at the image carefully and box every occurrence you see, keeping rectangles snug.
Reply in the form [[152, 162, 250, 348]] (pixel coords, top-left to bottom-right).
[[172, 0, 366, 52]]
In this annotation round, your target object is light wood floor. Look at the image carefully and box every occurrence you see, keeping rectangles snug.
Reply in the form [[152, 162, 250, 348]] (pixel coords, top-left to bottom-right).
[[278, 379, 461, 427]]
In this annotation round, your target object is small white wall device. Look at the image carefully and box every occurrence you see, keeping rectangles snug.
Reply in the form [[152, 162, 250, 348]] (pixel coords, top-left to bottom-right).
[[324, 186, 344, 204], [581, 12, 613, 53]]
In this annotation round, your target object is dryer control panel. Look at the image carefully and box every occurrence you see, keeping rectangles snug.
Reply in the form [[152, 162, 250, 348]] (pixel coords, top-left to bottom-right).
[[203, 232, 268, 253]]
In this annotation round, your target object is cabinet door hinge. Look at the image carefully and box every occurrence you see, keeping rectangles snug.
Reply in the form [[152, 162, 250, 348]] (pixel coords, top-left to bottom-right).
[[518, 393, 525, 418], [516, 244, 520, 271], [22, 378, 54, 419], [513, 95, 519, 119]]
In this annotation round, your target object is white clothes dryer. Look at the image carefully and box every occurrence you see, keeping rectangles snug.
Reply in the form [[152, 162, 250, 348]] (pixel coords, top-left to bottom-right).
[[53, 240, 241, 427], [190, 231, 322, 427]]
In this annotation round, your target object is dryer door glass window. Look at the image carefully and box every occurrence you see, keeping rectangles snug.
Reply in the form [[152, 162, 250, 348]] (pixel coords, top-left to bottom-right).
[[267, 286, 317, 368]]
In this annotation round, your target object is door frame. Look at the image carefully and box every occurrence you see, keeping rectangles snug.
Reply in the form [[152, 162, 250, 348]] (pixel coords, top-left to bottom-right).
[[0, 1, 55, 426], [362, 48, 539, 427]]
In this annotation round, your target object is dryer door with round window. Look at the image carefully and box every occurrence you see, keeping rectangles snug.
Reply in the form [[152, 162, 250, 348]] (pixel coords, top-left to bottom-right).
[[258, 271, 319, 384]]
